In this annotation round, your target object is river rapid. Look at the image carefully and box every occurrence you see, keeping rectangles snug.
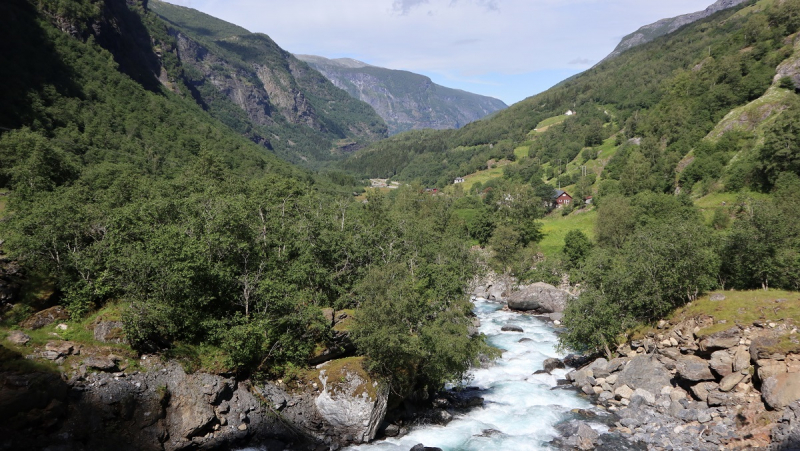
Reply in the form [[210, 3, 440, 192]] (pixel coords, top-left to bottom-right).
[[348, 297, 606, 451]]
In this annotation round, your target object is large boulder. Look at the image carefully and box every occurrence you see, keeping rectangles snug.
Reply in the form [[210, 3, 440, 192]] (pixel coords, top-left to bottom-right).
[[6, 331, 30, 345], [94, 320, 126, 344], [506, 282, 574, 313], [20, 306, 69, 330], [698, 327, 741, 353], [614, 355, 671, 394], [676, 355, 715, 382], [709, 350, 733, 377], [314, 357, 388, 444], [762, 373, 800, 410]]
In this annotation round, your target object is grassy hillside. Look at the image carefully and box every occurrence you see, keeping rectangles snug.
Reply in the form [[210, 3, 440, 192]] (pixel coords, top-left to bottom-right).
[[343, 0, 799, 199]]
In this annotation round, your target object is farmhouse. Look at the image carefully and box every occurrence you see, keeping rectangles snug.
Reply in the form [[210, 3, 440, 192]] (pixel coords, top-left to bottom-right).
[[553, 190, 573, 208], [453, 177, 465, 184]]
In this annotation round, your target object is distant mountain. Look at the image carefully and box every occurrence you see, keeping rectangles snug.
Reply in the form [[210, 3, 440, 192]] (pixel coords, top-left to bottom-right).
[[603, 0, 749, 61], [296, 55, 507, 135], [148, 0, 387, 165]]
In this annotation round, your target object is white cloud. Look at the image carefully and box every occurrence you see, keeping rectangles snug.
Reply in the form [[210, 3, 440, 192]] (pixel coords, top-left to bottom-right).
[[170, 0, 719, 104]]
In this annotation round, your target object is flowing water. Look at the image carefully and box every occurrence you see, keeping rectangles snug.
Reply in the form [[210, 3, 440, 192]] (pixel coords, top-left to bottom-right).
[[348, 298, 606, 451]]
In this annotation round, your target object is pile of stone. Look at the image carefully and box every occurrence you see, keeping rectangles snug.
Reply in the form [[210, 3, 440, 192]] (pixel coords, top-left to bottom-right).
[[551, 316, 800, 450]]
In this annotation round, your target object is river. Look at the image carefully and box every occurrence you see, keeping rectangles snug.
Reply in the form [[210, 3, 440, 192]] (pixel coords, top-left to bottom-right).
[[348, 297, 606, 451]]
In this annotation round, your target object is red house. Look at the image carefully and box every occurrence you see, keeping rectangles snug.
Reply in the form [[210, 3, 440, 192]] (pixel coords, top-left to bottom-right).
[[553, 190, 572, 208]]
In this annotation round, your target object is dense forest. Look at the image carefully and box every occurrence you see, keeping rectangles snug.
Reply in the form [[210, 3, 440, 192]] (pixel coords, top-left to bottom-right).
[[0, 0, 489, 398]]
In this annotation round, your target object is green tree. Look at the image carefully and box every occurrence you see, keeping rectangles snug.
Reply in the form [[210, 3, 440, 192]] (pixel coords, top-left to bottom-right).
[[562, 230, 592, 270]]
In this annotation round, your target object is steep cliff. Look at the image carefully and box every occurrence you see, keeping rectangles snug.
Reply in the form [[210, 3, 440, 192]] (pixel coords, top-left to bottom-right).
[[297, 54, 507, 135], [149, 0, 387, 165]]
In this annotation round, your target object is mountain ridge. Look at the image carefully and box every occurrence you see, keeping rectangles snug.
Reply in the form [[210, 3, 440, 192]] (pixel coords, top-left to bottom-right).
[[603, 0, 750, 61], [296, 54, 507, 135]]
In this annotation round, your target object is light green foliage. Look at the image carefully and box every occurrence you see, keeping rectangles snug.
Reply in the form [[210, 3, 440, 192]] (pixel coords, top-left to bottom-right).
[[561, 194, 719, 353]]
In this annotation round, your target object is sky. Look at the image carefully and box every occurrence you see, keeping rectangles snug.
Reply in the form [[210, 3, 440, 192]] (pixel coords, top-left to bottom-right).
[[164, 0, 717, 105]]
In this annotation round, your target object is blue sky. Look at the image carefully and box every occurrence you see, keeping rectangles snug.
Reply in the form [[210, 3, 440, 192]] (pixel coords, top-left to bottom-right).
[[164, 0, 717, 105]]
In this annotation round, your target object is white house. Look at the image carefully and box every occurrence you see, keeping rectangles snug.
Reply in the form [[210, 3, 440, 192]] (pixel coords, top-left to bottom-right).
[[453, 177, 465, 184], [565, 110, 575, 116]]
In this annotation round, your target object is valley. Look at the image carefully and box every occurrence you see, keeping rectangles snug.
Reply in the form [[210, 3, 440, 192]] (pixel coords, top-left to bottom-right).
[[1, 0, 800, 450]]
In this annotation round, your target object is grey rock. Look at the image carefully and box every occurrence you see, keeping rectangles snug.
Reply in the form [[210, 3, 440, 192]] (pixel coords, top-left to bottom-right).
[[555, 420, 599, 450], [432, 409, 452, 425], [733, 345, 751, 372], [505, 282, 574, 313], [699, 327, 741, 352], [20, 306, 69, 330], [543, 357, 565, 373], [93, 320, 126, 344], [676, 355, 715, 381], [758, 359, 788, 381], [631, 388, 656, 406], [615, 356, 671, 394], [314, 363, 389, 444], [751, 335, 787, 361], [83, 356, 117, 371], [6, 330, 30, 345], [691, 382, 717, 402], [762, 373, 800, 410], [383, 423, 400, 437], [706, 390, 730, 407], [501, 324, 523, 332], [615, 384, 634, 399], [709, 350, 733, 377], [719, 372, 746, 392]]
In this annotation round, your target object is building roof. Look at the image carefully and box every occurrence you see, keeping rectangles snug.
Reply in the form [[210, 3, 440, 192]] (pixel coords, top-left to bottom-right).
[[553, 190, 571, 199]]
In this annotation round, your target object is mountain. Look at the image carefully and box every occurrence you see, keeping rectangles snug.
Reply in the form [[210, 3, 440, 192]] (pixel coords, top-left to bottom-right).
[[602, 0, 749, 61], [342, 0, 800, 193], [296, 54, 507, 135], [147, 0, 387, 165]]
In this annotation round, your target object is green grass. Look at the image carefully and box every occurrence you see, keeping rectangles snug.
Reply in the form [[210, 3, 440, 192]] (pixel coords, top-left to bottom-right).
[[461, 160, 510, 191], [675, 289, 799, 338], [0, 189, 8, 220], [514, 145, 530, 160], [693, 190, 770, 222], [531, 115, 568, 133], [537, 209, 597, 258]]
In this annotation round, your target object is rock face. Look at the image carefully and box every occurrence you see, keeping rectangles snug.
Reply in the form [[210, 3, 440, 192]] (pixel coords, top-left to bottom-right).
[[0, 356, 392, 450], [505, 282, 574, 313], [314, 360, 388, 444], [147, 1, 387, 165], [296, 55, 507, 136], [471, 272, 512, 301]]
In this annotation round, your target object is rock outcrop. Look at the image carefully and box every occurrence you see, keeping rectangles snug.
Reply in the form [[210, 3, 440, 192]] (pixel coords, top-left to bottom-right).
[[0, 355, 391, 450], [564, 315, 800, 449], [505, 282, 574, 313]]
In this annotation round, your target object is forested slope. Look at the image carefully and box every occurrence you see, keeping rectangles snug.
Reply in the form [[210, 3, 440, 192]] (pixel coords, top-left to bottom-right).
[[342, 0, 800, 192], [0, 0, 487, 395]]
